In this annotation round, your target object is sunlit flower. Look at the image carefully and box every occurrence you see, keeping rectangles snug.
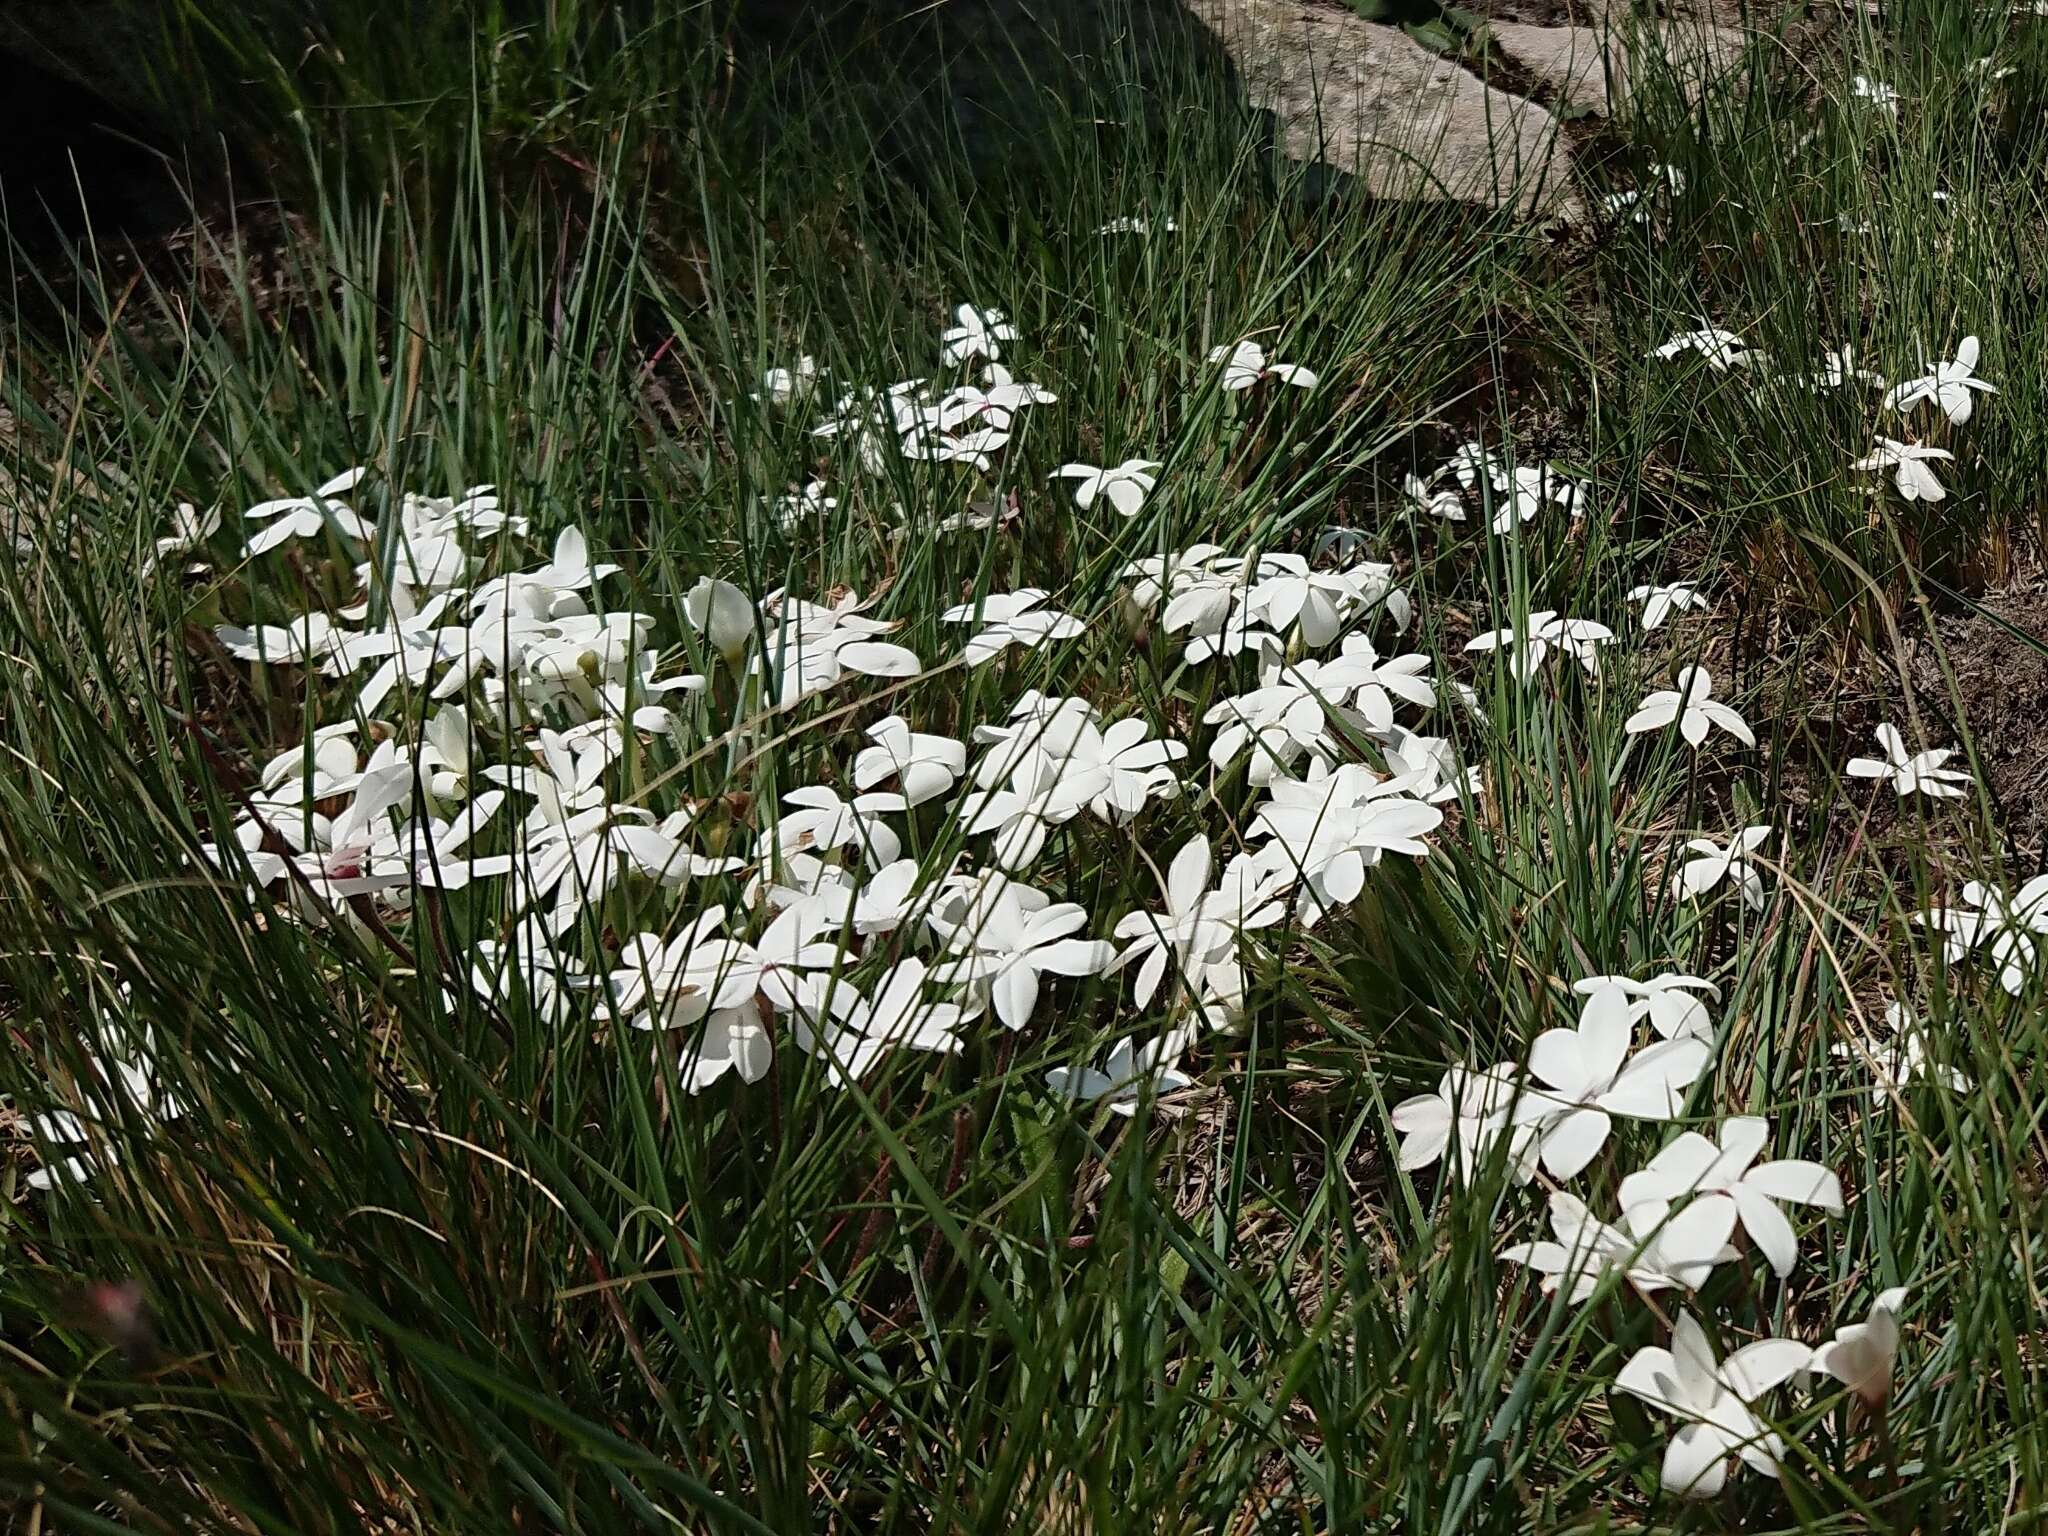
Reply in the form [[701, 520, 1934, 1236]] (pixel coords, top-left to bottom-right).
[[796, 959, 965, 1086], [1615, 1314, 1812, 1497], [1652, 329, 1753, 371], [1853, 438, 1953, 502], [775, 785, 903, 871], [1053, 458, 1160, 518], [1626, 667, 1755, 749], [1047, 1025, 1195, 1116], [1209, 339, 1317, 391], [1918, 877, 2048, 994], [1629, 581, 1709, 631], [1886, 335, 1995, 425], [1678, 827, 1771, 910], [1811, 1287, 1909, 1406], [1402, 472, 1466, 521], [940, 304, 1018, 366], [241, 467, 374, 556], [683, 576, 756, 664], [931, 880, 1114, 1031], [1500, 1189, 1738, 1300], [1619, 1116, 1843, 1277], [1248, 766, 1443, 922], [1110, 835, 1289, 1012], [1832, 1001, 1970, 1099], [944, 588, 1086, 666], [854, 716, 966, 806], [1466, 611, 1613, 683], [1845, 723, 1972, 798], [1513, 984, 1711, 1179], [1390, 1062, 1536, 1182], [1574, 972, 1719, 1041]]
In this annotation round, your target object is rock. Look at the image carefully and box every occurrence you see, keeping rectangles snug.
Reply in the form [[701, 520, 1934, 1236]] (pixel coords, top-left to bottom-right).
[[1485, 15, 1749, 117], [1185, 0, 1579, 218]]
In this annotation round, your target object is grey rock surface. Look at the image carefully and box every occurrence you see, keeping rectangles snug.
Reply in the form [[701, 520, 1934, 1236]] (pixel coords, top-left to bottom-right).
[[1185, 0, 1579, 216]]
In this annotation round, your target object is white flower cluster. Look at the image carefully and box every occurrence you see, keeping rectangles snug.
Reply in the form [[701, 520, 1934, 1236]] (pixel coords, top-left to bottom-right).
[[1652, 322, 1995, 504], [1398, 975, 1937, 1496]]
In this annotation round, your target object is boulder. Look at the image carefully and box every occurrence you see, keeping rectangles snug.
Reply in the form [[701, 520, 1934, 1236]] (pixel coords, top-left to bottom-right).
[[1185, 0, 1580, 217]]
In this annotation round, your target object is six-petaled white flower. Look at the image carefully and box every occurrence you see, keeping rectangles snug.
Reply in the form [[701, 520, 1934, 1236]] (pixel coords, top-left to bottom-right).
[[1616, 1314, 1812, 1497], [1626, 667, 1756, 749], [1846, 723, 1972, 798]]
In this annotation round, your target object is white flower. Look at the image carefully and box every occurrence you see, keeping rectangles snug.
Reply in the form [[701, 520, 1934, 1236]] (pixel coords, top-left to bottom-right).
[[1832, 1002, 1970, 1100], [1095, 214, 1176, 235], [1110, 835, 1289, 1013], [752, 592, 922, 704], [1629, 581, 1708, 631], [931, 365, 1056, 432], [241, 467, 374, 556], [1625, 667, 1755, 749], [940, 304, 1018, 366], [931, 883, 1115, 1031], [1574, 972, 1719, 1041], [1047, 1026, 1195, 1117], [146, 502, 222, 576], [776, 479, 839, 528], [796, 959, 965, 1087], [1678, 827, 1772, 910], [1619, 1117, 1844, 1277], [1204, 679, 1340, 786], [1390, 1062, 1536, 1183], [853, 716, 966, 806], [683, 576, 756, 664], [1053, 458, 1160, 518], [1484, 464, 1573, 534], [1465, 611, 1613, 682], [1652, 329, 1753, 371], [1917, 877, 2048, 994], [1886, 335, 1995, 425], [1853, 438, 1954, 502], [1851, 74, 1900, 115], [1514, 984, 1711, 1180], [24, 1023, 186, 1190], [1845, 723, 1972, 799], [1208, 339, 1317, 391], [774, 785, 903, 870], [1248, 765, 1443, 923], [1401, 472, 1465, 522], [1797, 344, 1885, 391], [1045, 716, 1188, 822], [755, 355, 820, 405], [1615, 1315, 1812, 1497], [943, 589, 1085, 667], [1500, 1189, 1739, 1301], [1811, 1287, 1909, 1406]]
